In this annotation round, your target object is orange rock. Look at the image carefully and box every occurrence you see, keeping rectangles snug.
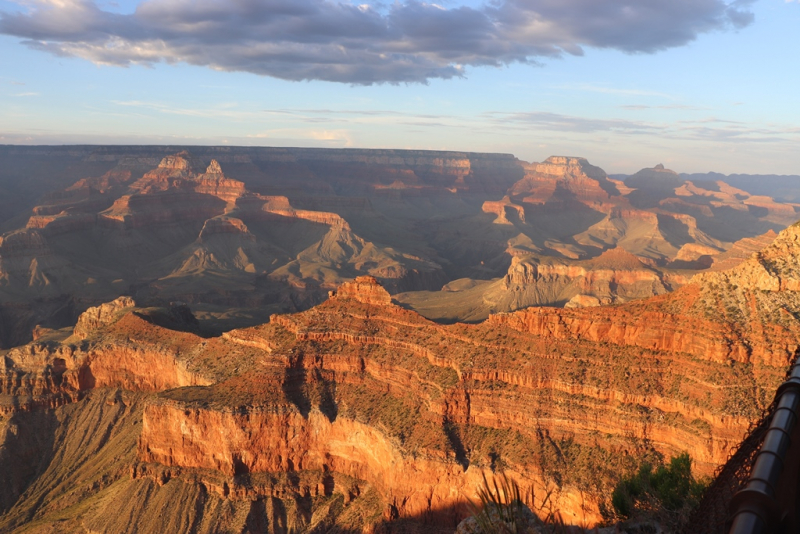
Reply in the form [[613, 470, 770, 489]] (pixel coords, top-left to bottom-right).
[[329, 276, 393, 306]]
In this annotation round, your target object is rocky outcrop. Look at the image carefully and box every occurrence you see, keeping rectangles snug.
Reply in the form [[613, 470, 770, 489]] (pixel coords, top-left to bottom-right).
[[72, 296, 136, 339], [674, 242, 720, 263], [137, 398, 605, 526], [507, 156, 617, 207], [482, 196, 526, 224], [494, 224, 800, 370], [626, 164, 684, 191], [194, 160, 247, 203], [70, 340, 210, 393], [708, 230, 778, 271], [4, 221, 800, 530], [158, 153, 193, 171], [1, 303, 212, 414], [329, 276, 392, 306], [490, 303, 757, 364], [489, 248, 672, 309], [257, 195, 351, 228]]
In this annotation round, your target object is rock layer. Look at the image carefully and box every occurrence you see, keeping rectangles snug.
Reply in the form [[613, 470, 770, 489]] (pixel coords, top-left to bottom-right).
[[5, 218, 800, 531], [2, 149, 798, 349]]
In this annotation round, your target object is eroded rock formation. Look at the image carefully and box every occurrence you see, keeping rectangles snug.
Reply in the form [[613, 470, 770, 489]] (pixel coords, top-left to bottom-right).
[[2, 148, 798, 350], [2, 222, 800, 531]]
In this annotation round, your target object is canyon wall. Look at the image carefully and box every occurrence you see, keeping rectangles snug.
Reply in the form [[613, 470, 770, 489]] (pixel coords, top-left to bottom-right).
[[5, 216, 799, 531], [2, 148, 800, 532]]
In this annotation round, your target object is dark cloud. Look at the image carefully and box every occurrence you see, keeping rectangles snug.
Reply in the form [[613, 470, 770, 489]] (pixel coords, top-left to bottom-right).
[[0, 0, 755, 84]]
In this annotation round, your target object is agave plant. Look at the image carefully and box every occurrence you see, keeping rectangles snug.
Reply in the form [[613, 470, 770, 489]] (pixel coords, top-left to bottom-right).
[[464, 473, 575, 534]]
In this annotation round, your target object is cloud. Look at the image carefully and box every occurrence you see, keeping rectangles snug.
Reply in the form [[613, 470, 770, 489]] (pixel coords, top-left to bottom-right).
[[620, 104, 707, 110], [0, 0, 755, 84], [112, 99, 254, 119], [486, 110, 657, 133], [481, 109, 800, 144]]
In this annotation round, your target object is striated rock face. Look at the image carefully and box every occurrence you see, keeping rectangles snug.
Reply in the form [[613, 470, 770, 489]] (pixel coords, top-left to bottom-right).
[[708, 230, 778, 272], [493, 224, 800, 371], [3, 218, 800, 531], [507, 156, 616, 208], [258, 194, 351, 228], [329, 276, 392, 305], [482, 195, 526, 224], [396, 246, 681, 323], [72, 341, 210, 393], [139, 402, 498, 523], [194, 159, 247, 202], [501, 248, 670, 306], [206, 159, 223, 174], [1, 307, 212, 414], [72, 296, 136, 339], [3, 147, 800, 531], [674, 242, 720, 263], [2, 147, 799, 345], [158, 153, 193, 171]]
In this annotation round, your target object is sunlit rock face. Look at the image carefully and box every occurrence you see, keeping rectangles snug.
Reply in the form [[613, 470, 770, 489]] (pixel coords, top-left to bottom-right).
[[1, 147, 800, 531], [4, 221, 800, 531]]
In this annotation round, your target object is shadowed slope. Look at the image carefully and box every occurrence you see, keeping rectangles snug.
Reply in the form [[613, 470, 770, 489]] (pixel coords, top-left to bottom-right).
[[4, 213, 800, 530]]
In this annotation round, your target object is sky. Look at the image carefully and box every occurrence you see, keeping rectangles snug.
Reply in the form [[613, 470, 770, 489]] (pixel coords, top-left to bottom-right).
[[0, 0, 798, 175]]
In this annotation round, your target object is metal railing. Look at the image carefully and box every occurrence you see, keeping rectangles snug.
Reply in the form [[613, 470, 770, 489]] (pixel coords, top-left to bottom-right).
[[683, 356, 800, 534], [727, 361, 800, 533]]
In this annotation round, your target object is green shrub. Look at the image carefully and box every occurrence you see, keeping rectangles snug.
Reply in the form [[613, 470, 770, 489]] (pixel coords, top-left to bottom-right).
[[611, 453, 707, 526]]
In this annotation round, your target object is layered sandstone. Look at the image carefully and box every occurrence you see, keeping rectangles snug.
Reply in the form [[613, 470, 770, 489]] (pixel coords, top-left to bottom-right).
[[257, 195, 351, 228], [3, 224, 800, 531], [329, 275, 393, 305], [72, 296, 136, 339], [490, 223, 800, 369], [708, 230, 778, 271], [503, 157, 619, 217], [2, 147, 800, 532], [194, 160, 247, 203], [501, 248, 671, 306], [1, 309, 212, 415], [482, 196, 526, 224], [2, 148, 798, 349], [396, 247, 680, 323]]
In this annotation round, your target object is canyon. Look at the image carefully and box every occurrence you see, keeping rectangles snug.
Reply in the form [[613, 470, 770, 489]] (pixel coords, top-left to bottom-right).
[[2, 218, 800, 532], [0, 148, 796, 347], [1, 146, 800, 532]]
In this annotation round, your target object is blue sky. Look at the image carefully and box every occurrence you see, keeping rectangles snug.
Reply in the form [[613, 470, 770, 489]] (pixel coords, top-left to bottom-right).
[[0, 0, 798, 175]]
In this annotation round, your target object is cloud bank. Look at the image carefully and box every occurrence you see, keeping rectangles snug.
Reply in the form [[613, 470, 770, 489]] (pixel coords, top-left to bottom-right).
[[0, 0, 755, 84]]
